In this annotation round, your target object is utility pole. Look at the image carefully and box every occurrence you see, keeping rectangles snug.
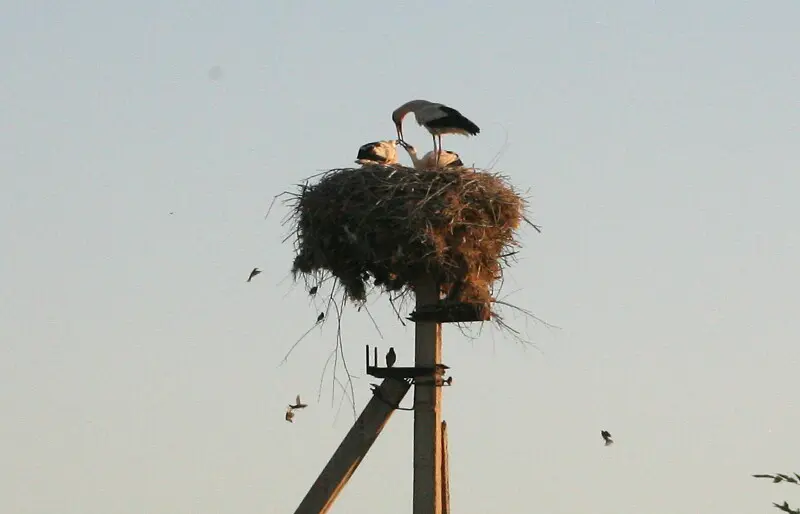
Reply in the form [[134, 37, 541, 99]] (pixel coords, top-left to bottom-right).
[[293, 280, 473, 514], [441, 421, 451, 514], [412, 280, 443, 514]]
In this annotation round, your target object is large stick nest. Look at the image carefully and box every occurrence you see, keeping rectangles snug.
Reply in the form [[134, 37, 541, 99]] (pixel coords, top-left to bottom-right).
[[289, 164, 527, 306]]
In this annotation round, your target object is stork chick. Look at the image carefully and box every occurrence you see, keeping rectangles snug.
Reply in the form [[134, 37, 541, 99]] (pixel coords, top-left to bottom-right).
[[399, 141, 463, 170], [355, 140, 399, 166]]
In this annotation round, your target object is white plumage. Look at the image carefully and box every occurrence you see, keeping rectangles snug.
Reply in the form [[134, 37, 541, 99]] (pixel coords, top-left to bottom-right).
[[355, 140, 399, 166], [400, 142, 464, 170], [392, 99, 479, 166]]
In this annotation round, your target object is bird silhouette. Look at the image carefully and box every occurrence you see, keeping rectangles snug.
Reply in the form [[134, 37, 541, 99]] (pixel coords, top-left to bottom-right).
[[316, 312, 324, 323], [386, 347, 397, 368], [285, 408, 294, 423], [289, 395, 308, 410], [444, 376, 453, 386], [601, 430, 613, 446], [308, 286, 318, 296], [247, 268, 262, 282]]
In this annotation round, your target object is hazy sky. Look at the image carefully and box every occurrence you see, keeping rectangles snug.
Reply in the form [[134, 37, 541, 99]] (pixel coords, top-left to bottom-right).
[[2, 1, 799, 513]]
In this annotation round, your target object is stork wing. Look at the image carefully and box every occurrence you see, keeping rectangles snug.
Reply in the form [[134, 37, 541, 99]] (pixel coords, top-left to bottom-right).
[[437, 105, 465, 118], [296, 394, 302, 405], [424, 105, 480, 135]]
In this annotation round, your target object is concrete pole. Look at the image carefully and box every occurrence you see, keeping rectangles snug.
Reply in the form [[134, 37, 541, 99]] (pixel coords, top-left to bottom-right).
[[413, 280, 443, 514], [441, 420, 450, 514]]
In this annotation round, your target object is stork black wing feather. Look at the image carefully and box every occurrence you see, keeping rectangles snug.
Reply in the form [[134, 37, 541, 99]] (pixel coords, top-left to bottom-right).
[[426, 106, 481, 135]]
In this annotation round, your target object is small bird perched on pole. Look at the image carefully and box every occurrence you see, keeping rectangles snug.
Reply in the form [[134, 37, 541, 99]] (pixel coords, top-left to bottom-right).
[[392, 99, 480, 167], [399, 141, 463, 170], [386, 347, 397, 368], [601, 430, 613, 446], [355, 140, 399, 166]]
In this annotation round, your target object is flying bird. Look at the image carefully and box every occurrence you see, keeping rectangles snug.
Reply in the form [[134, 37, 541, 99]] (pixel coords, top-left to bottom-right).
[[399, 141, 463, 170], [289, 394, 308, 410], [601, 430, 613, 446], [285, 408, 294, 423], [355, 140, 399, 166], [247, 268, 262, 282], [316, 312, 325, 323], [386, 347, 397, 368], [392, 99, 479, 167]]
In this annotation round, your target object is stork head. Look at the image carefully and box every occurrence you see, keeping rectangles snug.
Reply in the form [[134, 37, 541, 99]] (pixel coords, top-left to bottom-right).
[[392, 118, 404, 142], [391, 105, 411, 142]]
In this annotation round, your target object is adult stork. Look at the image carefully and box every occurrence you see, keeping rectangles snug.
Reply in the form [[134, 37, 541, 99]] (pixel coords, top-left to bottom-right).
[[355, 140, 399, 166], [392, 99, 479, 167], [399, 141, 464, 170]]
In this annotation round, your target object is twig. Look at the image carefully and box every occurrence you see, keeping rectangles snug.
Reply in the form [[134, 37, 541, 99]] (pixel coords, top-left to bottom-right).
[[486, 123, 510, 171]]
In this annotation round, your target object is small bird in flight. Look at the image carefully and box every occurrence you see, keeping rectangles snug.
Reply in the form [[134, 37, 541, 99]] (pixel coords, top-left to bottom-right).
[[285, 407, 295, 423], [316, 312, 324, 323], [247, 268, 262, 282], [601, 430, 613, 446], [289, 395, 308, 410], [386, 347, 397, 368]]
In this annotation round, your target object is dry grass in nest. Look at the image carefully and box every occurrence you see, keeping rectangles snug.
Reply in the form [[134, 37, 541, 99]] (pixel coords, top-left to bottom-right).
[[286, 163, 529, 309]]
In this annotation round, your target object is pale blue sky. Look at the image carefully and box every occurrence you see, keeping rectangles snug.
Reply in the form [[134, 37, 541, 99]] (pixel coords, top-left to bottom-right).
[[2, 1, 799, 513]]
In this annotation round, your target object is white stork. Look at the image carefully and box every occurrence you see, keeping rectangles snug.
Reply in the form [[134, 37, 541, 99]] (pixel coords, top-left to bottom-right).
[[399, 141, 464, 170], [392, 99, 479, 167], [355, 140, 399, 166]]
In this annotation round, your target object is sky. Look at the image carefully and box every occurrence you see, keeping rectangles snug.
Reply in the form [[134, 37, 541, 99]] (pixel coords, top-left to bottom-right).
[[1, 0, 799, 512]]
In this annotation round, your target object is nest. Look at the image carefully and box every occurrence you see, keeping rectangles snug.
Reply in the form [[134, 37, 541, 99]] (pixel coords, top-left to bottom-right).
[[289, 164, 526, 307]]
